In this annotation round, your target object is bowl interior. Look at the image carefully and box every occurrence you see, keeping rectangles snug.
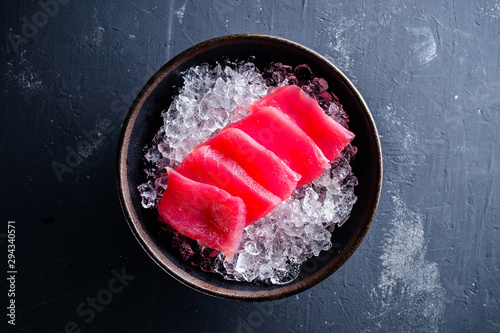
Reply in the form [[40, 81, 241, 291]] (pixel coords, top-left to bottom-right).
[[117, 34, 382, 301]]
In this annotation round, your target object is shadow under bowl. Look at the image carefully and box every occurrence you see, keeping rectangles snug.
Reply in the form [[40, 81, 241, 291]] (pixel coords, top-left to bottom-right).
[[117, 33, 383, 301]]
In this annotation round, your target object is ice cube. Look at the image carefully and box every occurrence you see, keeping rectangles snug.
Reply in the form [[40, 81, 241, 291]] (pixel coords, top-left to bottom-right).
[[259, 264, 273, 280], [249, 83, 268, 97], [283, 221, 303, 237], [235, 252, 255, 273], [154, 174, 169, 193], [157, 141, 170, 157], [304, 223, 324, 241], [137, 183, 156, 208], [145, 147, 161, 164], [244, 240, 261, 255], [302, 187, 320, 216], [313, 170, 332, 187]]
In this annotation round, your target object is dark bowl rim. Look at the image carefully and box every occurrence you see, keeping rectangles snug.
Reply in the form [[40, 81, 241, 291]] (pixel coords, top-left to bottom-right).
[[116, 33, 383, 301]]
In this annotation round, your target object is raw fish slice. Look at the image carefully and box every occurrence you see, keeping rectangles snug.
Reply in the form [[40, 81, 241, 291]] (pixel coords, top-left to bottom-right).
[[249, 85, 355, 161], [176, 146, 281, 226], [158, 168, 246, 260], [198, 128, 301, 200], [226, 106, 329, 186]]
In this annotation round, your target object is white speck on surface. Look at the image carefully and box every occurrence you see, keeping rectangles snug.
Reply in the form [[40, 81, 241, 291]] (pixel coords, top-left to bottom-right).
[[401, 122, 419, 151], [5, 51, 43, 93], [175, 1, 187, 24], [480, 0, 500, 18], [256, 0, 263, 12], [324, 17, 356, 73], [253, 0, 263, 23], [383, 103, 401, 126], [93, 26, 105, 45], [408, 27, 437, 65], [369, 192, 446, 332], [84, 8, 105, 46], [6, 66, 43, 92], [455, 95, 459, 100], [381, 104, 418, 151]]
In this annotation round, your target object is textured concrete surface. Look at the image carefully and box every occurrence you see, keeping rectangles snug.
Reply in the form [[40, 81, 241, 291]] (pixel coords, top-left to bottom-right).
[[1, 0, 499, 332]]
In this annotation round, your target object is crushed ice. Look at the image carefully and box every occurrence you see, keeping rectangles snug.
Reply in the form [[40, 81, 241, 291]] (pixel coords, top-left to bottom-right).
[[138, 60, 357, 284]]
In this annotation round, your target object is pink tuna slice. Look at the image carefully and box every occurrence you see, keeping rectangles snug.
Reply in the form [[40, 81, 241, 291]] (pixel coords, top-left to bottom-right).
[[176, 146, 281, 226], [197, 128, 301, 200], [158, 168, 246, 260], [226, 106, 330, 187], [249, 85, 355, 162]]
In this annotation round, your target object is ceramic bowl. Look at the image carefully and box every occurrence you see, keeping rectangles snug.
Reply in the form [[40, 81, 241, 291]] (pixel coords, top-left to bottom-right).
[[117, 34, 382, 301]]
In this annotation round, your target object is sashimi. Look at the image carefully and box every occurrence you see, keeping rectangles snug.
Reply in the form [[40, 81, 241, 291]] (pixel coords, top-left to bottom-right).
[[198, 128, 301, 200], [226, 106, 330, 186], [158, 168, 246, 260], [249, 85, 355, 161], [176, 146, 281, 226]]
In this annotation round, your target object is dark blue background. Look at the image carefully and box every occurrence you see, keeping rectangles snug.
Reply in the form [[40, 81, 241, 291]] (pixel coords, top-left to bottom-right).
[[1, 1, 499, 332]]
